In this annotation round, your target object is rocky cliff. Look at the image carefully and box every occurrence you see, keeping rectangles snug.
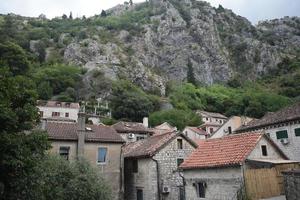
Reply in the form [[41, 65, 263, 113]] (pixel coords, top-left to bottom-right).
[[32, 0, 300, 97]]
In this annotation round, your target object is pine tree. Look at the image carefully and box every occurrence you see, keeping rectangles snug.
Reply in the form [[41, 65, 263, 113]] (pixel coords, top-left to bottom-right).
[[129, 0, 133, 5], [187, 58, 197, 86], [69, 11, 73, 19]]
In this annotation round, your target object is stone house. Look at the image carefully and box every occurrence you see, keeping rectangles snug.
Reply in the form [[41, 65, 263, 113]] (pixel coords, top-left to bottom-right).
[[180, 133, 296, 200], [45, 113, 125, 200], [151, 122, 177, 135], [211, 116, 254, 138], [236, 102, 300, 161], [196, 111, 227, 135], [182, 126, 208, 140], [123, 131, 198, 200], [112, 121, 154, 143], [37, 100, 80, 122]]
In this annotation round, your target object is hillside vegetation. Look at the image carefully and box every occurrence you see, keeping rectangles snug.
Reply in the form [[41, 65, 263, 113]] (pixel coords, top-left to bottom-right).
[[0, 0, 299, 126]]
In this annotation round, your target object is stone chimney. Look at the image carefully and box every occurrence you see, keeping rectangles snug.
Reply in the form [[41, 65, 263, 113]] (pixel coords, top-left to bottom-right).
[[143, 117, 149, 128], [77, 112, 86, 158]]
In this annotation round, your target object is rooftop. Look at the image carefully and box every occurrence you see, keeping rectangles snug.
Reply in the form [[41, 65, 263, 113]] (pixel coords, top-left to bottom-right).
[[112, 121, 154, 134], [37, 100, 80, 109], [123, 131, 197, 158], [46, 122, 124, 143], [196, 110, 227, 119], [185, 126, 208, 135], [180, 133, 269, 169], [237, 102, 300, 132]]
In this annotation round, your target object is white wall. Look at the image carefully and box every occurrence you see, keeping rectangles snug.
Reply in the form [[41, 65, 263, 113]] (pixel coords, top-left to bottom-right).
[[247, 136, 285, 160], [38, 106, 79, 122], [263, 123, 300, 161]]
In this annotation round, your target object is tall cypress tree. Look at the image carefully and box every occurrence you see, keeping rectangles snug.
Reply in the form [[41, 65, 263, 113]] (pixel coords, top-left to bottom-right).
[[187, 58, 197, 85]]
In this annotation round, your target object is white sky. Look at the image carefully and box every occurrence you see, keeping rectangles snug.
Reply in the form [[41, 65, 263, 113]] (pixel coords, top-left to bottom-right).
[[0, 0, 299, 24]]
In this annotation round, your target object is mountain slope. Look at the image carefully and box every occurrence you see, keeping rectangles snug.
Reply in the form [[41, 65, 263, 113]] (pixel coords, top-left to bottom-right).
[[1, 0, 300, 98]]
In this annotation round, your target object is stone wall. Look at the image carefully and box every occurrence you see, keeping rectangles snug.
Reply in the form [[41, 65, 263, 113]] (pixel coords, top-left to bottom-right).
[[183, 167, 243, 200], [153, 135, 195, 200], [282, 170, 300, 200], [124, 135, 196, 200]]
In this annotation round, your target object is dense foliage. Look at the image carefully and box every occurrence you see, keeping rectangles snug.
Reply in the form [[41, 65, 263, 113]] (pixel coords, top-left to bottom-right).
[[169, 83, 291, 118], [15, 156, 112, 200], [149, 109, 202, 130], [110, 80, 160, 122]]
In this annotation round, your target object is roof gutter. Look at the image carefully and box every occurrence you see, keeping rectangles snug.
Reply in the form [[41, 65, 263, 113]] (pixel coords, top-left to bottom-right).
[[151, 157, 161, 200]]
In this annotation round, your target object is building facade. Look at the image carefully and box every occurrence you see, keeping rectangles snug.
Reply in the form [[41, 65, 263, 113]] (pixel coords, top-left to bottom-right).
[[45, 113, 125, 200], [37, 100, 80, 122], [236, 103, 300, 161], [182, 126, 208, 140], [196, 111, 228, 135], [123, 132, 197, 200], [211, 116, 253, 138], [180, 133, 293, 200], [112, 121, 154, 143]]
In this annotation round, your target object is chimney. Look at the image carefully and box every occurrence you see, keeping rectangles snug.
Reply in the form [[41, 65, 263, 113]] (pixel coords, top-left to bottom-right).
[[143, 117, 149, 128], [41, 119, 47, 130], [77, 112, 86, 158]]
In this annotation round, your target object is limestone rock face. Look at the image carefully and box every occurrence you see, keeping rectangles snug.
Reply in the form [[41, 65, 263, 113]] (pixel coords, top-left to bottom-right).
[[61, 0, 300, 97]]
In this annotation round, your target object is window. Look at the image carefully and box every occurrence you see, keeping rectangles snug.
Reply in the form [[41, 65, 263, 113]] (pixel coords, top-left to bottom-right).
[[177, 139, 183, 149], [209, 128, 214, 134], [65, 112, 69, 117], [228, 126, 232, 134], [276, 130, 288, 139], [132, 160, 138, 173], [196, 182, 206, 198], [261, 145, 268, 156], [295, 128, 300, 137], [136, 189, 143, 200], [206, 117, 208, 121], [39, 111, 43, 117], [52, 112, 60, 117], [97, 147, 107, 163], [177, 158, 184, 167], [59, 146, 70, 160]]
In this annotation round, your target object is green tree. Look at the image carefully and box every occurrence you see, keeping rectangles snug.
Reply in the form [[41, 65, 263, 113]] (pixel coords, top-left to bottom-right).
[[187, 58, 196, 85], [0, 42, 30, 75], [13, 155, 112, 200], [69, 12, 73, 19], [129, 0, 133, 5], [0, 67, 50, 199], [110, 80, 159, 121], [149, 109, 202, 130]]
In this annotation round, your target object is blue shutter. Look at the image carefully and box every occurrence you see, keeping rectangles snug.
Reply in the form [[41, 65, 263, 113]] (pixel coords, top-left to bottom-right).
[[98, 148, 107, 163]]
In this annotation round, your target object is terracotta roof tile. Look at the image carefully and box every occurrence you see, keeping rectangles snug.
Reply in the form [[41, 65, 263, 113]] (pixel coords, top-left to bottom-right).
[[46, 122, 124, 143], [180, 133, 263, 169], [237, 102, 300, 132]]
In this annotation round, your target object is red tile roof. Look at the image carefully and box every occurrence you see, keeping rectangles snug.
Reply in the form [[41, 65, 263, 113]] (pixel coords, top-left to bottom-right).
[[180, 133, 264, 169], [196, 111, 227, 119], [46, 122, 124, 143], [237, 102, 300, 132], [112, 121, 154, 134], [123, 131, 197, 158]]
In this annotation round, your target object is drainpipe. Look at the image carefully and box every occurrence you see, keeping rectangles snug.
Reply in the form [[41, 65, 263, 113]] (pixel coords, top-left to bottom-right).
[[151, 157, 161, 200], [178, 169, 186, 200], [241, 163, 248, 199]]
